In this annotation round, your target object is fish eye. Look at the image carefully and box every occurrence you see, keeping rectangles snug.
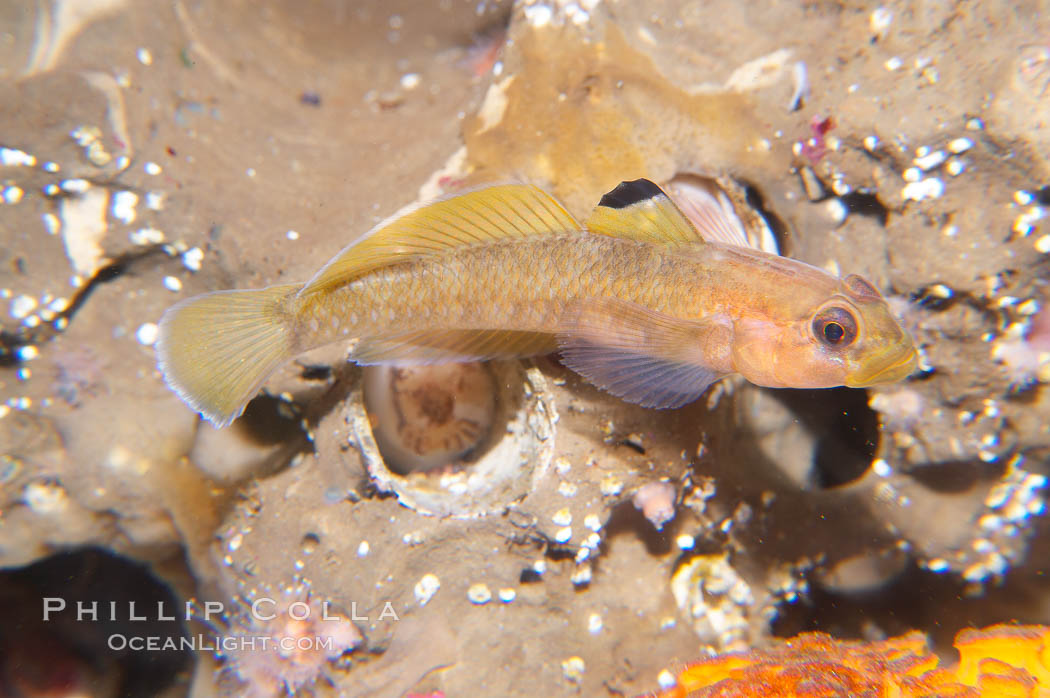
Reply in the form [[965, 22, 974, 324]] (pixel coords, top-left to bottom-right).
[[812, 306, 858, 347]]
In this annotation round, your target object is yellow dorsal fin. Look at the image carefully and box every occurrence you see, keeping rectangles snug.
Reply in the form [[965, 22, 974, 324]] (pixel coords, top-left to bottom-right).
[[585, 178, 754, 249], [299, 184, 579, 297]]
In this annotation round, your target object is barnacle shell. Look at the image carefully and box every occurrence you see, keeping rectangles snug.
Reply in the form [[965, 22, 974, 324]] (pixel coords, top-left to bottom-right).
[[349, 361, 557, 517], [362, 362, 497, 474]]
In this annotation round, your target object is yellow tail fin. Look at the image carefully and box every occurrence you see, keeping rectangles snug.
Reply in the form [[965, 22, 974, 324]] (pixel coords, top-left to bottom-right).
[[155, 284, 300, 427]]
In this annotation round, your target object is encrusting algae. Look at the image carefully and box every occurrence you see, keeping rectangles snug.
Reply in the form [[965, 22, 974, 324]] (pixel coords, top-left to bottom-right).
[[653, 624, 1050, 697], [156, 179, 917, 427]]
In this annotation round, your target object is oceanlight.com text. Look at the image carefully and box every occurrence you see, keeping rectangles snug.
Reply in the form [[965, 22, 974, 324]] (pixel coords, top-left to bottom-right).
[[107, 633, 341, 653]]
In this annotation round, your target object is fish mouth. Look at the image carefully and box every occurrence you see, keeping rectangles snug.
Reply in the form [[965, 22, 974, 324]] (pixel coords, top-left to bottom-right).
[[846, 348, 919, 387]]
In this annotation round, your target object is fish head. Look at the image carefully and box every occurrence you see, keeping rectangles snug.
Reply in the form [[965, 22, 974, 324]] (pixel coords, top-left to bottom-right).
[[732, 273, 918, 389]]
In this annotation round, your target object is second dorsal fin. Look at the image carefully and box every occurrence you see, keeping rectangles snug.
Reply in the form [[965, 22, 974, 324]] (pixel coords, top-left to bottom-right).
[[299, 184, 580, 297], [586, 178, 755, 249], [585, 179, 706, 246]]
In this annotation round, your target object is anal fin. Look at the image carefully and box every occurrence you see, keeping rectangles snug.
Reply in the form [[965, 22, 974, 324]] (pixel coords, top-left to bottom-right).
[[557, 298, 732, 409]]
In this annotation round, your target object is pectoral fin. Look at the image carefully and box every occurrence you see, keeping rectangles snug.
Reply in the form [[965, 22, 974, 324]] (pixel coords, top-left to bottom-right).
[[557, 298, 732, 409]]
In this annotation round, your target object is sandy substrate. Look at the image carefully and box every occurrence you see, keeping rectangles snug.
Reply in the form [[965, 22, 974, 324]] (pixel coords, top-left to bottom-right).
[[1, 1, 1049, 696]]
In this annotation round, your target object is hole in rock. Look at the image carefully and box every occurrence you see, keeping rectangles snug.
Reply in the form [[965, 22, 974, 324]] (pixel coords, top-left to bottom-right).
[[0, 547, 191, 696]]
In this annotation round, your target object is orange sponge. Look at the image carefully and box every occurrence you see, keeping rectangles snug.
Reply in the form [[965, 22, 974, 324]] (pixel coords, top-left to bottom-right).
[[655, 624, 1050, 697]]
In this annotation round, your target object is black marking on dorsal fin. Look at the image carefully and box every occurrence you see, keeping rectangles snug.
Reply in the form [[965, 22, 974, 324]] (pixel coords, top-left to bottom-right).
[[598, 179, 665, 210]]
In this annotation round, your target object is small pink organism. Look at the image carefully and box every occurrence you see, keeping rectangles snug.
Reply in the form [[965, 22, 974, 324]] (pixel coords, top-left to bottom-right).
[[461, 24, 507, 78], [869, 387, 926, 432], [219, 581, 362, 698], [1018, 43, 1050, 97], [992, 301, 1050, 388], [633, 480, 678, 530], [798, 115, 834, 163]]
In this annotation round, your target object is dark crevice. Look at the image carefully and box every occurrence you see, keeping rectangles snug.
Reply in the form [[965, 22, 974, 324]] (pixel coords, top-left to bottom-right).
[[839, 190, 889, 225], [741, 181, 791, 255], [0, 547, 191, 697], [1035, 185, 1050, 205], [903, 460, 1000, 494], [0, 245, 171, 367], [769, 387, 880, 488], [603, 497, 677, 556]]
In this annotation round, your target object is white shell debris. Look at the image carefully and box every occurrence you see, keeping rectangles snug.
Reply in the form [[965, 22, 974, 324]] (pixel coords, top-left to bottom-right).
[[884, 56, 903, 71], [561, 656, 585, 683], [356, 541, 370, 557], [144, 161, 162, 175], [42, 213, 60, 235], [870, 7, 893, 38], [130, 227, 165, 245], [2, 185, 24, 204], [1035, 235, 1050, 254], [599, 474, 623, 496], [111, 190, 138, 224], [671, 554, 756, 651], [0, 147, 36, 167], [657, 670, 677, 690], [913, 149, 946, 171], [1015, 207, 1046, 237], [788, 61, 808, 111], [60, 178, 90, 194], [285, 230, 300, 241], [10, 294, 37, 320], [587, 613, 603, 634], [136, 322, 159, 346], [498, 588, 516, 603], [902, 177, 944, 202], [552, 508, 572, 526], [60, 188, 109, 275], [162, 276, 182, 292], [554, 526, 573, 544], [524, 4, 554, 27], [414, 573, 440, 606], [23, 480, 69, 514], [182, 247, 204, 271], [557, 480, 577, 497], [467, 583, 492, 604], [399, 73, 421, 90], [136, 47, 153, 65], [948, 137, 973, 154]]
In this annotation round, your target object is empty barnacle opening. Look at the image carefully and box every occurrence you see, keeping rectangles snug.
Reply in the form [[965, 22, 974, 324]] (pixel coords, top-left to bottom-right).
[[603, 496, 678, 556], [190, 392, 313, 482], [741, 180, 791, 254], [789, 388, 880, 488], [838, 190, 889, 225], [664, 173, 783, 255], [233, 392, 310, 445], [735, 386, 880, 490], [0, 547, 192, 696]]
